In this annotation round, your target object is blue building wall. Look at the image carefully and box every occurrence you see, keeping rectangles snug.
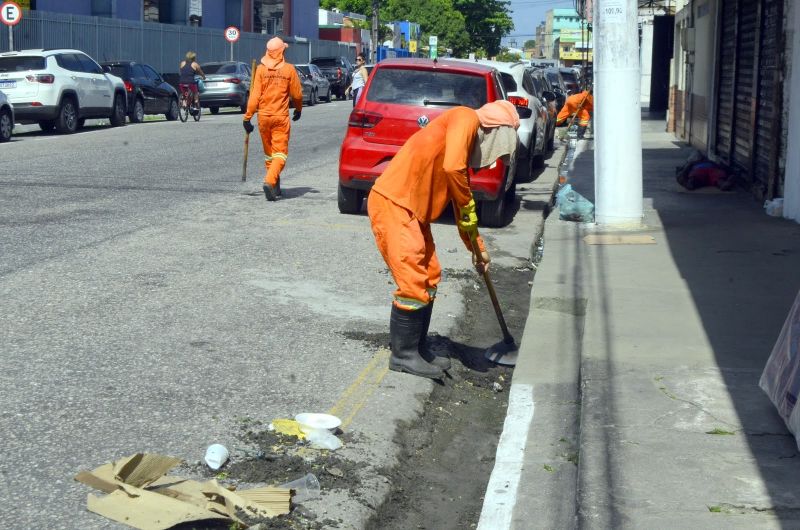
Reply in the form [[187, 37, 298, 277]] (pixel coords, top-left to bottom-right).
[[37, 0, 92, 15], [115, 1, 142, 21], [202, 0, 227, 28], [291, 0, 318, 39]]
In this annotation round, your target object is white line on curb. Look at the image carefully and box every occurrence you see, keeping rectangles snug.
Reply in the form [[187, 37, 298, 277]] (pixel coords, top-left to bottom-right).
[[477, 383, 534, 530]]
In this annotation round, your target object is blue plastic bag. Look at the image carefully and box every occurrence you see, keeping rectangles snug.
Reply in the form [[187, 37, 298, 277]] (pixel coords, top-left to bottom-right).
[[556, 184, 595, 223]]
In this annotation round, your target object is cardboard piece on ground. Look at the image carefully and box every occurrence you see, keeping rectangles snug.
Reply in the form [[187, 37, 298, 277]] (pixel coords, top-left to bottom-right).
[[87, 487, 229, 530], [583, 234, 656, 245], [76, 453, 291, 529]]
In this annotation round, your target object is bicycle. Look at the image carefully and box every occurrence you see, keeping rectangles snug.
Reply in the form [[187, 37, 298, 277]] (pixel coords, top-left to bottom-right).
[[178, 82, 201, 123]]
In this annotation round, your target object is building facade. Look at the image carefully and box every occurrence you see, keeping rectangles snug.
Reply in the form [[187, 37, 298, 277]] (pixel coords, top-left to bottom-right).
[[23, 0, 318, 39], [543, 8, 582, 59]]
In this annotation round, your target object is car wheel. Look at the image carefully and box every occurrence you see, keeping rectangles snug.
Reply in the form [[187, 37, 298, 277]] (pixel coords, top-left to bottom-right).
[[110, 94, 126, 127], [309, 89, 316, 106], [0, 109, 12, 142], [55, 97, 78, 134], [337, 183, 364, 214], [547, 125, 555, 151], [479, 171, 512, 228], [39, 120, 55, 131], [210, 106, 219, 115], [240, 92, 248, 113], [129, 98, 144, 123], [165, 97, 179, 121]]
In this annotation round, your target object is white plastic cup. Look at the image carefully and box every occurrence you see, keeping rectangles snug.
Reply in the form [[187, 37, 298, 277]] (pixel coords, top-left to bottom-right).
[[278, 472, 321, 503], [204, 443, 230, 470]]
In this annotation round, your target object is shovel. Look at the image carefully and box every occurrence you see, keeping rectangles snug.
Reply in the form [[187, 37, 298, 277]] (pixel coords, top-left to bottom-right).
[[470, 236, 519, 366], [242, 131, 250, 182]]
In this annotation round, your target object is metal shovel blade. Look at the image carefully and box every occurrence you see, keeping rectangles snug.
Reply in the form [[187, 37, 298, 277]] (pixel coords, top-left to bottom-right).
[[485, 338, 518, 366]]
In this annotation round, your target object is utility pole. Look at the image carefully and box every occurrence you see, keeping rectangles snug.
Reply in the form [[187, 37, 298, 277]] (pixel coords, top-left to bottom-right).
[[593, 0, 643, 225], [371, 0, 378, 63]]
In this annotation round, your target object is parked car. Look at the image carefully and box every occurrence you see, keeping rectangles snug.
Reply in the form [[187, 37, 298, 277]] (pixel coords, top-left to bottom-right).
[[338, 58, 533, 227], [455, 59, 556, 179], [198, 61, 251, 114], [0, 90, 13, 142], [0, 48, 127, 133], [559, 67, 580, 94], [543, 67, 569, 110], [526, 67, 559, 150], [295, 63, 331, 103], [310, 56, 353, 100], [295, 65, 317, 106], [101, 61, 179, 122]]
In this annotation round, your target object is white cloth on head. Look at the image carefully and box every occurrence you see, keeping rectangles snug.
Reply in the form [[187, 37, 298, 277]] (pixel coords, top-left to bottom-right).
[[469, 125, 518, 169]]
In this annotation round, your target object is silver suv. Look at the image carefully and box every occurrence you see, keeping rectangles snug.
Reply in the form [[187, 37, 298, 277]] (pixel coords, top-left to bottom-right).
[[0, 49, 127, 133]]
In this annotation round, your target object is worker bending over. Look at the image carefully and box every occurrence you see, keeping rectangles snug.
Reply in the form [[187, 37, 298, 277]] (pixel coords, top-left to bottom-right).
[[243, 37, 303, 201], [368, 101, 520, 379], [556, 89, 593, 139]]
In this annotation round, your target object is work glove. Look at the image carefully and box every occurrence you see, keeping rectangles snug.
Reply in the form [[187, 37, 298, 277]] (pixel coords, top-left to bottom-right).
[[457, 199, 479, 239], [243, 120, 254, 134], [292, 109, 301, 122]]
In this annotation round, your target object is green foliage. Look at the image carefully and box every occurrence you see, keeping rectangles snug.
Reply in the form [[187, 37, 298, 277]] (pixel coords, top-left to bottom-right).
[[523, 39, 536, 49], [320, 0, 372, 15], [453, 0, 514, 56], [495, 49, 521, 62], [382, 0, 470, 56]]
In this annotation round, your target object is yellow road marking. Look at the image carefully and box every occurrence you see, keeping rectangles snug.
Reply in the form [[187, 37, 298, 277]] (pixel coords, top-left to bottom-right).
[[328, 348, 390, 430]]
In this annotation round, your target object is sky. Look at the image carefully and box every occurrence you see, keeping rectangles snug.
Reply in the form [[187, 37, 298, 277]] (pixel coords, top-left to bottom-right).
[[504, 0, 576, 45]]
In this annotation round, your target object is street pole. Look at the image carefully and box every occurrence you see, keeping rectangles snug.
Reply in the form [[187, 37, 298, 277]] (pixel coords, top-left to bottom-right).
[[371, 0, 378, 63], [8, 25, 12, 51], [593, 0, 643, 225]]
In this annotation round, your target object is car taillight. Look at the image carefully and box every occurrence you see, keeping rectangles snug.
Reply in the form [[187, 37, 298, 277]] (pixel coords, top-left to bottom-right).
[[25, 74, 54, 83], [124, 80, 134, 92], [223, 77, 241, 84], [348, 109, 382, 128], [337, 67, 342, 79], [508, 95, 529, 107]]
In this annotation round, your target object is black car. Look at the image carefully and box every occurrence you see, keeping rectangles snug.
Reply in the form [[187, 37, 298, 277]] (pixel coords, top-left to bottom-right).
[[101, 61, 179, 122], [543, 67, 569, 109], [310, 56, 353, 100], [559, 67, 580, 94]]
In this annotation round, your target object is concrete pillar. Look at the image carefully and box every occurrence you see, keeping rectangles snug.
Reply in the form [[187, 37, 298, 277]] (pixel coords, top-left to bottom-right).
[[593, 0, 644, 225]]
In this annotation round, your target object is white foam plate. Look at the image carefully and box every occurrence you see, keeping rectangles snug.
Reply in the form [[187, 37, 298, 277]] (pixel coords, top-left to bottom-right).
[[295, 412, 342, 432]]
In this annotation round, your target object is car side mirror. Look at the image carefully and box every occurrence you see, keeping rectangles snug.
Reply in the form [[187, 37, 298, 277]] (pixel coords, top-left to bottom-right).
[[541, 90, 556, 103], [516, 106, 533, 119]]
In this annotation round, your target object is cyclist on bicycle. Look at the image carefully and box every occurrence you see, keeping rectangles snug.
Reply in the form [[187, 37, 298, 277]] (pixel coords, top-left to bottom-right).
[[178, 51, 206, 112]]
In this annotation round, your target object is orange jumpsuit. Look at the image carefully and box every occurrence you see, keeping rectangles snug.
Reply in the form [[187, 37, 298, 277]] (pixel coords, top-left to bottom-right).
[[556, 91, 593, 127], [244, 63, 303, 187], [368, 107, 486, 310]]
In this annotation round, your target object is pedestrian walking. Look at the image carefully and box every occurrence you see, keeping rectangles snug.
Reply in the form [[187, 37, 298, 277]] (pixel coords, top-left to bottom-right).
[[556, 89, 593, 139], [368, 101, 520, 379], [243, 37, 303, 201]]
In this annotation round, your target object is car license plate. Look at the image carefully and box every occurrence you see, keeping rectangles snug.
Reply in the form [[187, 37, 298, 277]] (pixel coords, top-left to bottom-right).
[[0, 80, 16, 89], [204, 82, 218, 88]]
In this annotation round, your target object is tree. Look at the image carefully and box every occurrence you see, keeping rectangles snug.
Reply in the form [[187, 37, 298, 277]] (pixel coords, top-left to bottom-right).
[[452, 0, 514, 56], [495, 49, 521, 62], [523, 39, 536, 49], [382, 0, 470, 56], [320, 0, 372, 14]]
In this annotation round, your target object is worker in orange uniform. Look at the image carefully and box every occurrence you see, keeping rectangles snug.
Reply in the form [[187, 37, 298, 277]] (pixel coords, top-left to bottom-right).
[[368, 101, 520, 379], [556, 89, 593, 139], [243, 37, 303, 201]]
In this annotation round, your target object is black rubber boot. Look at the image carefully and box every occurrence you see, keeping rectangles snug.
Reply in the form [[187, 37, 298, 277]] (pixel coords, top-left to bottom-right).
[[275, 178, 282, 197], [389, 305, 444, 380], [263, 183, 278, 201], [419, 302, 451, 371]]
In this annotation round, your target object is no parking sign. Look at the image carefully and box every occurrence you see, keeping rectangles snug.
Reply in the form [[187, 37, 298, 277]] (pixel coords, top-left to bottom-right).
[[1, 1, 22, 52]]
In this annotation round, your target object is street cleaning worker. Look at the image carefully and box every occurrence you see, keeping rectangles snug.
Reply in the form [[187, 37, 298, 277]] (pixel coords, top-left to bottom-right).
[[556, 89, 593, 139], [243, 37, 303, 201], [368, 101, 519, 379]]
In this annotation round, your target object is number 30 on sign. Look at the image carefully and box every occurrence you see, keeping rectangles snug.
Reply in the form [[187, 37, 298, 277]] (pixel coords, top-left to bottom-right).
[[224, 26, 240, 43]]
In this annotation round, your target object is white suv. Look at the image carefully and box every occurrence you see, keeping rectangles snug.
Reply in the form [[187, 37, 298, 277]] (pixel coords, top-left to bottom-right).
[[0, 49, 127, 133]]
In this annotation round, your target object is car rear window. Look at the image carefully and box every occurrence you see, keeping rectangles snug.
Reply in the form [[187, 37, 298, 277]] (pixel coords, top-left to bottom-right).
[[367, 68, 487, 109], [311, 58, 337, 68], [499, 73, 517, 93], [106, 65, 128, 78], [296, 65, 310, 75], [203, 63, 236, 74], [0, 56, 46, 72]]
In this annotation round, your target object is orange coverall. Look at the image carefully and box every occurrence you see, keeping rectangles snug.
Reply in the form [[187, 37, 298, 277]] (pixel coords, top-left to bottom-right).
[[556, 91, 594, 127], [244, 63, 303, 187], [368, 107, 486, 311]]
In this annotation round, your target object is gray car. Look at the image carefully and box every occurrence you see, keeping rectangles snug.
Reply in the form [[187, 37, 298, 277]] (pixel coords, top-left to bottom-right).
[[199, 61, 251, 114], [0, 90, 13, 142], [295, 63, 331, 103], [295, 65, 316, 106]]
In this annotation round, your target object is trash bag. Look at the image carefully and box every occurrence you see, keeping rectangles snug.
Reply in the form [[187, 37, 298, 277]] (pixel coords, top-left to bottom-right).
[[675, 155, 733, 190], [759, 289, 800, 450], [556, 184, 594, 223]]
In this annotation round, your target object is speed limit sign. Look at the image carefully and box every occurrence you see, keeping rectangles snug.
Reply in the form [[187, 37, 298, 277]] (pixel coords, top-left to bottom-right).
[[224, 26, 240, 43], [1, 2, 22, 26]]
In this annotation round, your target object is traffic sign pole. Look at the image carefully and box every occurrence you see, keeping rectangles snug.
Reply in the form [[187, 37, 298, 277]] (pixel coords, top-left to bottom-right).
[[8, 25, 12, 52], [224, 26, 240, 62], [2, 1, 24, 51]]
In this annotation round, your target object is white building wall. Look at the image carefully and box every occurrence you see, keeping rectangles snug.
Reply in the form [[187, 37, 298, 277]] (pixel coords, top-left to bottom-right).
[[784, 0, 800, 222]]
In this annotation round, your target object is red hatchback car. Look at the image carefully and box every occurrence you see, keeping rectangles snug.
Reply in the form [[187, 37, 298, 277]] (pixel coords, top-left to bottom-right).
[[338, 58, 529, 227]]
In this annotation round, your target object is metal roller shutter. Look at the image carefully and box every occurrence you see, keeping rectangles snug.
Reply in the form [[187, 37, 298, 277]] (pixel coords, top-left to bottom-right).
[[715, 0, 736, 162]]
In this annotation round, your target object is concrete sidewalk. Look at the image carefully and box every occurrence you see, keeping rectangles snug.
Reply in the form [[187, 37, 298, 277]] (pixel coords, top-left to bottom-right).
[[481, 119, 800, 528]]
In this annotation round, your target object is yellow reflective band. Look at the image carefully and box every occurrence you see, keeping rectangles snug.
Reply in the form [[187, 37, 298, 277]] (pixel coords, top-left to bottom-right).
[[264, 155, 273, 161], [394, 296, 427, 310], [273, 152, 288, 161]]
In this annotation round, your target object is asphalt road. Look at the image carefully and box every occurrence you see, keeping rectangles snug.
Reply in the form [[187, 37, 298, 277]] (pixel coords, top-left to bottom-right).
[[0, 101, 551, 528]]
